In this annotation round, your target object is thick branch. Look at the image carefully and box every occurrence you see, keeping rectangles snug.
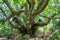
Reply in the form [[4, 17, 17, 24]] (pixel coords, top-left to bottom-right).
[[3, 0, 25, 21], [7, 16, 26, 29], [33, 0, 49, 16], [24, 1, 35, 24]]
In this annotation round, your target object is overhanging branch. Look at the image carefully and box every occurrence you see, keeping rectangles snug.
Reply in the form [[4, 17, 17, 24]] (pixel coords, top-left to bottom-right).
[[33, 0, 49, 17]]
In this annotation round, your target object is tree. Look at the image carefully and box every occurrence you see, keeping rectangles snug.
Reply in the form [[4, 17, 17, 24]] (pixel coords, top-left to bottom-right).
[[0, 0, 60, 38]]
